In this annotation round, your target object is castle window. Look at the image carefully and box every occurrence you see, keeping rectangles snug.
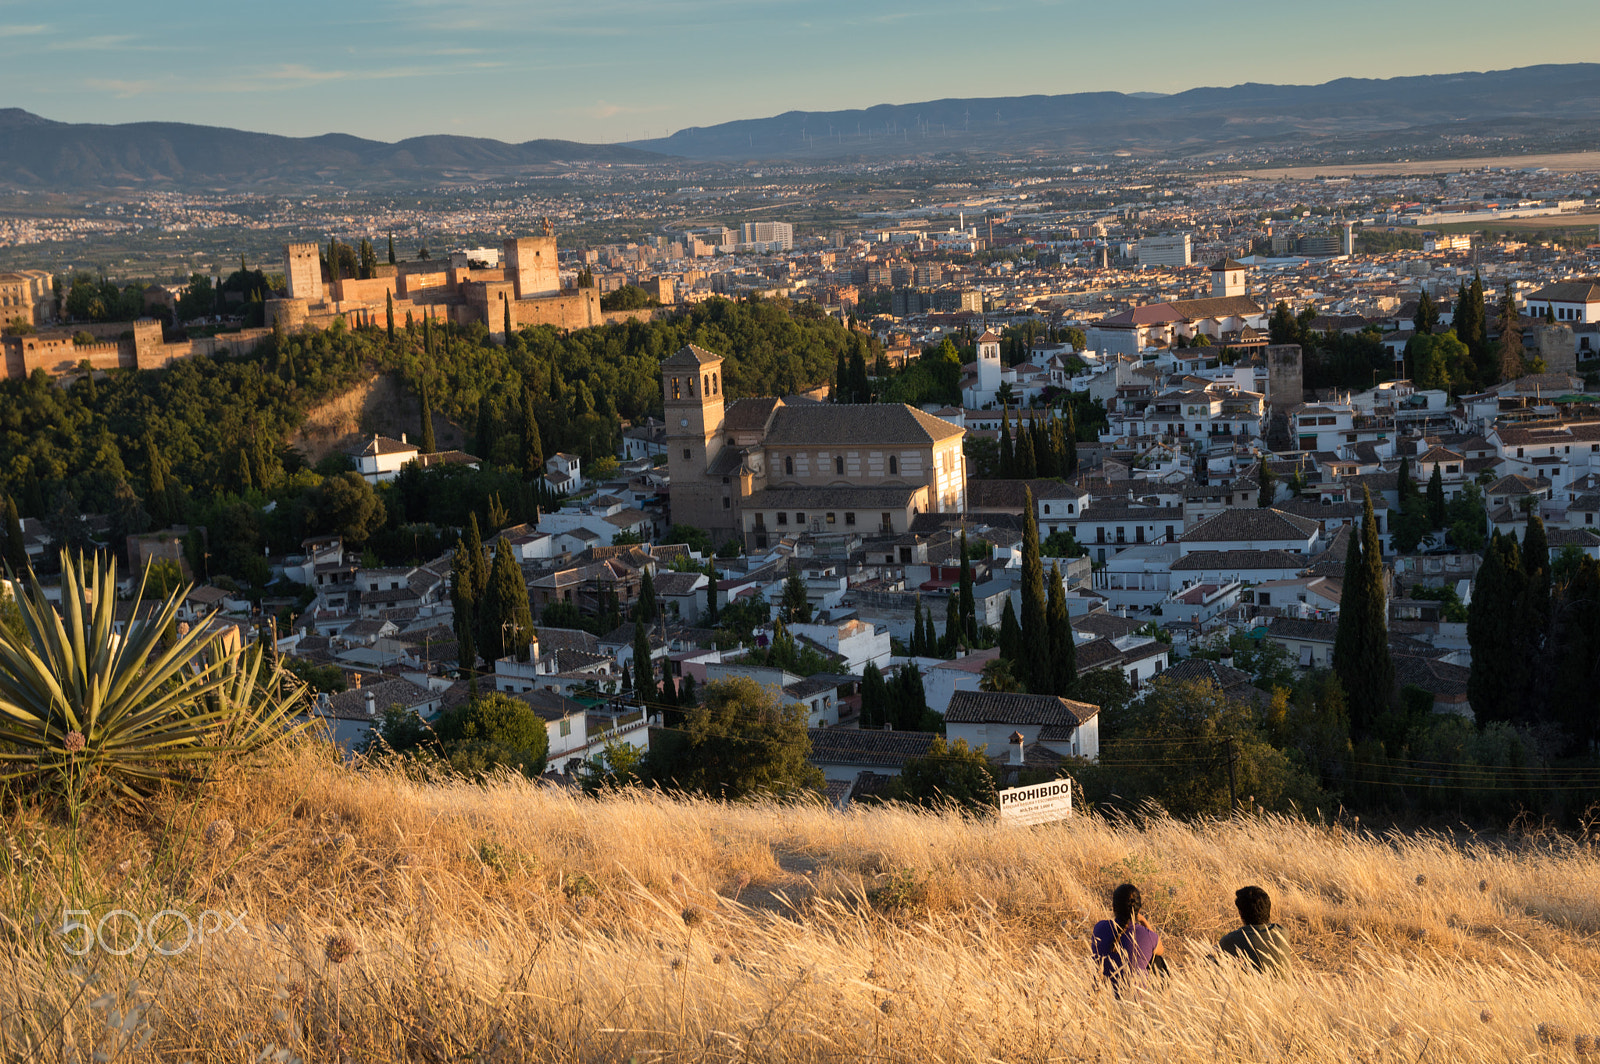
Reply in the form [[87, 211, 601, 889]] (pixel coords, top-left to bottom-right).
[[723, 497, 730, 508], [888, 456, 898, 475], [785, 456, 793, 475], [835, 456, 845, 475]]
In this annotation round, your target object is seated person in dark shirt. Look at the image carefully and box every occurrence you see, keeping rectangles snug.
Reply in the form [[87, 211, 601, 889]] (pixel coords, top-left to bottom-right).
[[1218, 885, 1292, 973]]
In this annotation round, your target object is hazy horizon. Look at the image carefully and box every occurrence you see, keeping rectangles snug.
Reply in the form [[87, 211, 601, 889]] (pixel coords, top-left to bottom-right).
[[2, 0, 1597, 145]]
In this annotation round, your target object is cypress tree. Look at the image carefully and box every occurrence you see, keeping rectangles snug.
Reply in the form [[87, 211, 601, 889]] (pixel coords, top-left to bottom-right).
[[998, 596, 1022, 670], [860, 662, 888, 728], [1468, 532, 1517, 723], [1046, 561, 1076, 696], [144, 438, 171, 528], [451, 538, 480, 672], [1063, 404, 1078, 476], [475, 395, 496, 458], [944, 593, 961, 656], [2, 495, 26, 573], [503, 297, 513, 344], [1551, 555, 1600, 753], [849, 349, 870, 404], [659, 650, 677, 706], [998, 407, 1014, 478], [1257, 455, 1277, 507], [678, 674, 696, 706], [834, 353, 850, 402], [1413, 289, 1437, 336], [633, 622, 653, 700], [480, 542, 533, 663], [1396, 454, 1415, 503], [1465, 271, 1488, 365], [423, 315, 433, 359], [958, 531, 977, 642], [636, 566, 657, 625], [387, 232, 397, 265], [419, 383, 437, 455], [1335, 488, 1394, 734], [705, 558, 719, 625], [1015, 429, 1037, 479], [1020, 488, 1050, 694], [1497, 282, 1524, 381], [1426, 466, 1446, 528], [521, 387, 544, 481], [1523, 514, 1551, 634], [924, 604, 938, 657]]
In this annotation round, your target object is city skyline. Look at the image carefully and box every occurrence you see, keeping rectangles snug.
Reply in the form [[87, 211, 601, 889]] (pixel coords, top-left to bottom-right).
[[3, 0, 1597, 145]]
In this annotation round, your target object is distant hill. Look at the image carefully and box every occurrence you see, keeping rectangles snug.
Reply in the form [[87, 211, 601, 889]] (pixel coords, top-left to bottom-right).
[[0, 110, 669, 190], [623, 63, 1600, 160]]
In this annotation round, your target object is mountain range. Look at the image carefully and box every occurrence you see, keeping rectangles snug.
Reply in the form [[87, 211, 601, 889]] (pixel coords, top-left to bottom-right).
[[3, 64, 1599, 191], [625, 64, 1600, 160]]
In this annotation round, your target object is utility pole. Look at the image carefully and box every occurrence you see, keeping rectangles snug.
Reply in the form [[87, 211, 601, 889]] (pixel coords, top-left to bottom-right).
[[1222, 735, 1239, 814]]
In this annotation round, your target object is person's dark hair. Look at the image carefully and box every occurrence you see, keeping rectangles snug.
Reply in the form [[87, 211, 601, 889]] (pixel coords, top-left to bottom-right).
[[1112, 883, 1142, 930], [1235, 885, 1271, 925]]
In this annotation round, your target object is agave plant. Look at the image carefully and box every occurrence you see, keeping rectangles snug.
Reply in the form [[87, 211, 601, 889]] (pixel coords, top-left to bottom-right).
[[0, 551, 311, 800]]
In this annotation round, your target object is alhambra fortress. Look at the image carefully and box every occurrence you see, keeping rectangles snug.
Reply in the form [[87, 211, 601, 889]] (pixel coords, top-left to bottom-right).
[[0, 228, 649, 381], [267, 225, 609, 336]]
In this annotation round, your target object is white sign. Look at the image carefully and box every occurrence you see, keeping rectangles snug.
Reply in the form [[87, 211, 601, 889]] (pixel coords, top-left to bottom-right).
[[998, 778, 1073, 826]]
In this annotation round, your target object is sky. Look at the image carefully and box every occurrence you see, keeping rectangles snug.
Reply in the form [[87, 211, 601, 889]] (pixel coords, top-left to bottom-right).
[[4, 0, 1598, 145]]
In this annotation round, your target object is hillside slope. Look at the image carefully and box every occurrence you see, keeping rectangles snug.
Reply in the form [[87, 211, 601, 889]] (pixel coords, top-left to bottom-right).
[[0, 108, 670, 190], [5, 748, 1597, 1060]]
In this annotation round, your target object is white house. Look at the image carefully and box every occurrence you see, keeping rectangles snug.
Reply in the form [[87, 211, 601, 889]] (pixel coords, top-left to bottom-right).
[[1526, 281, 1600, 325], [350, 434, 420, 484], [943, 690, 1100, 761]]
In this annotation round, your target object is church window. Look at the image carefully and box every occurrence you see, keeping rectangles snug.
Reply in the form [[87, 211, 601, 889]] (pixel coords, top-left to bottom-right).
[[705, 374, 711, 393], [785, 456, 794, 475], [671, 378, 681, 400], [835, 456, 845, 475], [683, 448, 691, 460], [888, 455, 898, 475], [713, 373, 719, 394]]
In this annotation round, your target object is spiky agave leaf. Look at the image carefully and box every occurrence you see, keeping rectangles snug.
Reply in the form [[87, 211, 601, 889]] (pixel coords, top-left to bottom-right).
[[208, 644, 316, 757], [0, 552, 287, 798]]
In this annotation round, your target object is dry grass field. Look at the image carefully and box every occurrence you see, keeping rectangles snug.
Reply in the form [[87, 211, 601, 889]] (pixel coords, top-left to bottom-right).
[[3, 745, 1599, 1062]]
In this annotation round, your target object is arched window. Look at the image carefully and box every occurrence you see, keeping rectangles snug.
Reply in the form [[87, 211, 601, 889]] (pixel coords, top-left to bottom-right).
[[784, 455, 794, 475], [835, 456, 845, 476], [671, 377, 681, 400], [713, 373, 719, 394], [704, 374, 711, 394], [888, 455, 898, 475]]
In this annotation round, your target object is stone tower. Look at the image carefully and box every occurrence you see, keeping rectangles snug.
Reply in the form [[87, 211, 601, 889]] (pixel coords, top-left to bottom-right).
[[662, 344, 730, 536], [1265, 344, 1304, 413], [285, 243, 323, 302], [503, 235, 559, 299]]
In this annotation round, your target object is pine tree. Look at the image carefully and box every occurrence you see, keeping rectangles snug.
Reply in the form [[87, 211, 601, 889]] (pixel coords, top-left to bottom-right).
[[998, 597, 1021, 670], [419, 383, 437, 455], [636, 566, 657, 625], [1020, 488, 1050, 694], [1334, 488, 1394, 734], [2, 495, 26, 573], [958, 531, 977, 642], [1046, 562, 1076, 696], [998, 407, 1014, 477], [385, 291, 395, 340], [520, 387, 544, 482], [1425, 466, 1446, 528]]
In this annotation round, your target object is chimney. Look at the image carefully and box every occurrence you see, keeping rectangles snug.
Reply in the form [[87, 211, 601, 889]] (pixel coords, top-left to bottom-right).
[[1010, 731, 1025, 766], [400, 432, 408, 444], [883, 723, 893, 732], [364, 691, 376, 717]]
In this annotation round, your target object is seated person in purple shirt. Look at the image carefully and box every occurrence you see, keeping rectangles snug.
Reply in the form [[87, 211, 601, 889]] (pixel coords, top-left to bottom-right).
[[1091, 883, 1164, 994]]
